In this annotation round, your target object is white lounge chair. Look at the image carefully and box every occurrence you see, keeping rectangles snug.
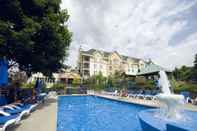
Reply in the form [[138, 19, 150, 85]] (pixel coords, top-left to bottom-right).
[[1, 103, 38, 124], [0, 117, 17, 131], [0, 109, 25, 126], [112, 90, 119, 96], [48, 91, 57, 99], [144, 95, 157, 100], [10, 103, 38, 114]]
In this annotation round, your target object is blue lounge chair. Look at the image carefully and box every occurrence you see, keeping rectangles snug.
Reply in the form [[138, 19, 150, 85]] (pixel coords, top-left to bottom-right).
[[0, 108, 26, 125], [4, 103, 38, 115], [15, 103, 38, 113], [0, 114, 18, 131]]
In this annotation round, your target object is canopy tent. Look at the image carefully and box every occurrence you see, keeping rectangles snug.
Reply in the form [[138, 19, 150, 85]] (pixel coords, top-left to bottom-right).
[[0, 58, 8, 86], [137, 63, 171, 76]]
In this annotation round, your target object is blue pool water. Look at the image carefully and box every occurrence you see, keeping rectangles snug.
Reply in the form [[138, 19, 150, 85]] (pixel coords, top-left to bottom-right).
[[57, 96, 151, 131]]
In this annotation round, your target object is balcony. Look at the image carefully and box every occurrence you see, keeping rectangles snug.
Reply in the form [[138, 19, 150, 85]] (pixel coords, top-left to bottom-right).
[[82, 56, 90, 63], [83, 63, 89, 69]]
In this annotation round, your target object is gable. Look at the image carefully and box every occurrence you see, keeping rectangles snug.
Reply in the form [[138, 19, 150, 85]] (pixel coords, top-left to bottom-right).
[[110, 51, 121, 60]]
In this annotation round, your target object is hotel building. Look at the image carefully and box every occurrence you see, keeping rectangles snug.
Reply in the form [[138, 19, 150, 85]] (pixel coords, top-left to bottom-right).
[[78, 48, 148, 79]]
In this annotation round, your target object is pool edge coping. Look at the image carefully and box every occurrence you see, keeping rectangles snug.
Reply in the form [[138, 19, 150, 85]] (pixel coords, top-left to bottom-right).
[[57, 94, 158, 108]]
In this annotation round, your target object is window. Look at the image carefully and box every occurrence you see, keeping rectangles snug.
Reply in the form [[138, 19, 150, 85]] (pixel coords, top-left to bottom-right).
[[83, 56, 90, 61], [83, 63, 89, 68], [113, 59, 119, 65], [84, 70, 89, 76]]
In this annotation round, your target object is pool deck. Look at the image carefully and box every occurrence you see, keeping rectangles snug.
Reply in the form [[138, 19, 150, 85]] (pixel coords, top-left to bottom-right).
[[9, 98, 57, 131], [8, 93, 197, 131], [93, 93, 197, 111]]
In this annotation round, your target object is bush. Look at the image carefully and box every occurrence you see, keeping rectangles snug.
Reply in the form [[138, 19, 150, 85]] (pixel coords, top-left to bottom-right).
[[21, 81, 47, 93], [72, 78, 81, 87], [21, 81, 35, 88], [41, 82, 47, 93], [51, 83, 66, 91], [85, 73, 107, 90], [173, 81, 197, 94], [134, 77, 155, 90]]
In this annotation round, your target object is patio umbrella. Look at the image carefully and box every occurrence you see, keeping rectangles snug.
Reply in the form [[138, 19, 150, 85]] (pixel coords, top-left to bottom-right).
[[35, 79, 42, 101], [0, 58, 8, 86]]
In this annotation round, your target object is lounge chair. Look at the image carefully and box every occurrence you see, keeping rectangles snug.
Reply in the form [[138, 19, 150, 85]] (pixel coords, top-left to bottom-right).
[[0, 114, 18, 131], [106, 90, 118, 96], [127, 93, 137, 98], [6, 103, 38, 114], [180, 91, 193, 104], [133, 90, 145, 99], [136, 94, 145, 99], [112, 90, 119, 96], [142, 90, 157, 100], [48, 91, 57, 99], [1, 103, 37, 124], [37, 93, 47, 104], [127, 90, 138, 98], [144, 95, 157, 100], [0, 108, 28, 124]]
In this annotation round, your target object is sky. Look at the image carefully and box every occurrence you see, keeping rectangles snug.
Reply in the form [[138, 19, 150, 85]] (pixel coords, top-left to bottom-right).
[[61, 0, 197, 70]]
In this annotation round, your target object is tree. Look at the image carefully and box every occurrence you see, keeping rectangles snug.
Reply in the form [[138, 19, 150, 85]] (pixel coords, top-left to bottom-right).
[[194, 54, 197, 69], [173, 67, 179, 80], [191, 54, 197, 80], [0, 0, 72, 76], [85, 72, 107, 90]]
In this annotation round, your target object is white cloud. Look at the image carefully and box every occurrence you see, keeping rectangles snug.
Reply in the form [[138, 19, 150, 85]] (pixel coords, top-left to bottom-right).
[[154, 32, 197, 69], [61, 0, 197, 69]]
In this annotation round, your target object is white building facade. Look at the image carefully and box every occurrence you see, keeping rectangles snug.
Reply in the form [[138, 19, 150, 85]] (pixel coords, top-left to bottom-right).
[[78, 49, 147, 79]]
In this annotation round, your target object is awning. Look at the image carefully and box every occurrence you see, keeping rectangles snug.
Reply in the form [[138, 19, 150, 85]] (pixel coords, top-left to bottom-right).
[[137, 63, 171, 76]]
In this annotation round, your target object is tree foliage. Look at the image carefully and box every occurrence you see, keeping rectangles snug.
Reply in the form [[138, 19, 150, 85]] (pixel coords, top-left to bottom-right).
[[84, 71, 155, 91], [194, 54, 197, 69], [85, 72, 107, 90], [0, 0, 72, 76], [173, 54, 197, 81]]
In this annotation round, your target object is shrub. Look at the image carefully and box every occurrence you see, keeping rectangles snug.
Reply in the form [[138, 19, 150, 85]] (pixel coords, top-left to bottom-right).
[[41, 82, 47, 93], [173, 81, 197, 94], [72, 78, 81, 87], [85, 72, 107, 90], [51, 83, 66, 91], [134, 77, 155, 90], [21, 81, 35, 88]]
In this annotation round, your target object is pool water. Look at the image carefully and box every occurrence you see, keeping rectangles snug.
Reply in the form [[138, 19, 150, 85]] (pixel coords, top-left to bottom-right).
[[57, 96, 151, 131]]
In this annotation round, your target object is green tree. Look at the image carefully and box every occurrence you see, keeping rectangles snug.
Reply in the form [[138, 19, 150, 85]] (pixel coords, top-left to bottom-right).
[[191, 54, 197, 80], [0, 0, 72, 76], [173, 67, 179, 80], [173, 66, 192, 81], [85, 72, 107, 90], [194, 54, 197, 68]]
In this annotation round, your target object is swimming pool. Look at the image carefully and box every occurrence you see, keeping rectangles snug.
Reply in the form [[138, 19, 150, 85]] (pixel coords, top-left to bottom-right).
[[57, 95, 151, 131]]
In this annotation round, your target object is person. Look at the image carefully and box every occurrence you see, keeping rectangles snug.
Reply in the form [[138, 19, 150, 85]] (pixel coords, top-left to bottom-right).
[[120, 88, 128, 97]]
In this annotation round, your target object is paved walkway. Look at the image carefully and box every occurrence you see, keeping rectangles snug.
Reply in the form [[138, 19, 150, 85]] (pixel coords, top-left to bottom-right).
[[8, 98, 57, 131]]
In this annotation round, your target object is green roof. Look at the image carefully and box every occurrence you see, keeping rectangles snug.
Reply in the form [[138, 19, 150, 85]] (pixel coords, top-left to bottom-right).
[[137, 63, 171, 75]]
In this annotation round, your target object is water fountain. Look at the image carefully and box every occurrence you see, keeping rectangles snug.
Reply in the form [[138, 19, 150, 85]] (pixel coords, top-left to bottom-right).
[[138, 71, 197, 131], [156, 71, 184, 120]]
